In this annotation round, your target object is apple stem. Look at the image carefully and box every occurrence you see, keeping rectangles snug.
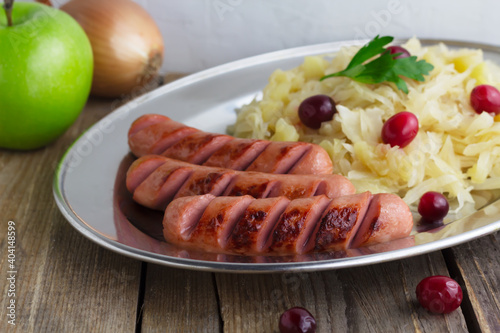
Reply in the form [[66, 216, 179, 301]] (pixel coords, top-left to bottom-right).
[[3, 0, 14, 27]]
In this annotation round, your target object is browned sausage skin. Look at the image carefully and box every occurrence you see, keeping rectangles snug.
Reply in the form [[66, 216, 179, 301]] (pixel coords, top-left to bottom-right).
[[128, 116, 198, 156], [127, 155, 355, 211], [351, 193, 413, 248], [162, 193, 413, 255], [227, 197, 290, 253], [268, 196, 331, 254], [128, 114, 334, 175], [203, 139, 270, 170], [308, 192, 372, 252], [125, 155, 167, 192]]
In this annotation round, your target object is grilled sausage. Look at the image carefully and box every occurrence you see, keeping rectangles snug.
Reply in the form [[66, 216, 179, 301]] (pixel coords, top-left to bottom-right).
[[126, 155, 355, 210], [162, 193, 413, 254], [128, 114, 333, 175]]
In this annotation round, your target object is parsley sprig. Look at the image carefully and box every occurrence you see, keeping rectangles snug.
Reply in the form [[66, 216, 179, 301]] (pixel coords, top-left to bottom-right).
[[320, 36, 434, 94]]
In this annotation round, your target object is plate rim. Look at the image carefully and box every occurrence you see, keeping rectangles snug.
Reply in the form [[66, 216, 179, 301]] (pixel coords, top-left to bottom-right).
[[53, 37, 500, 273]]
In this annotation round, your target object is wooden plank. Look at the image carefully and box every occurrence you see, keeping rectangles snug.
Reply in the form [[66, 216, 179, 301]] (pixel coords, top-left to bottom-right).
[[215, 252, 468, 332], [448, 232, 500, 333], [0, 99, 142, 332], [140, 265, 221, 332]]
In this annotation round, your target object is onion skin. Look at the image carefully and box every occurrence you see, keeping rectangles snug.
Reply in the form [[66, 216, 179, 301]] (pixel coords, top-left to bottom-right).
[[61, 0, 164, 98]]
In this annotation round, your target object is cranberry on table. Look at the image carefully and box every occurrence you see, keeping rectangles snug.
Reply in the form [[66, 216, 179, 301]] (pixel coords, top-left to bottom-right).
[[416, 275, 463, 314], [386, 46, 411, 59], [418, 191, 449, 222], [381, 111, 419, 148], [279, 307, 316, 333], [298, 94, 337, 129], [470, 84, 500, 115]]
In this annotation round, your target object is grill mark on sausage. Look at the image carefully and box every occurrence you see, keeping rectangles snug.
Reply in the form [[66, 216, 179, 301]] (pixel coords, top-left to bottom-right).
[[151, 127, 199, 155], [203, 139, 271, 170], [314, 207, 359, 251], [162, 133, 233, 164], [271, 208, 304, 251], [271, 184, 316, 200], [225, 180, 278, 198], [280, 145, 311, 174], [133, 166, 194, 210], [227, 210, 267, 251], [307, 192, 372, 252], [189, 211, 224, 240], [225, 197, 289, 253], [268, 196, 332, 254], [191, 172, 224, 192], [155, 167, 195, 210], [188, 196, 254, 248], [245, 142, 310, 174], [175, 171, 236, 199]]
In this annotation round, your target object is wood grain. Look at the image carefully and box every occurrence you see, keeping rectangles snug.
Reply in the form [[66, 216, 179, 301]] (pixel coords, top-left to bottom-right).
[[215, 252, 468, 333], [140, 265, 221, 332], [448, 232, 500, 333], [0, 99, 142, 332]]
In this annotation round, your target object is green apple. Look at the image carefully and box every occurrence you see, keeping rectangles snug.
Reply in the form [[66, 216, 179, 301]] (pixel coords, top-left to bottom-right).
[[0, 1, 93, 150]]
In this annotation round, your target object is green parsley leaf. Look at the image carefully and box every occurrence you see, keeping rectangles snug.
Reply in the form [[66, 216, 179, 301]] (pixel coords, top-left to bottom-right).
[[320, 35, 434, 94]]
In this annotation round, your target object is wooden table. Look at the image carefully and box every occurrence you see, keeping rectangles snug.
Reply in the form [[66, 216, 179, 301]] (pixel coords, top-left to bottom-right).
[[1, 80, 499, 332]]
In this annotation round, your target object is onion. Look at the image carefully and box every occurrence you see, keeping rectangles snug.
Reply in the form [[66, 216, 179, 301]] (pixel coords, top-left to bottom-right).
[[61, 0, 164, 98]]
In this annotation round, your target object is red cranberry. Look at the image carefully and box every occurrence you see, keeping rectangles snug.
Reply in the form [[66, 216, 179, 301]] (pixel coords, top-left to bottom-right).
[[416, 275, 463, 314], [381, 111, 419, 148], [418, 191, 449, 222], [279, 307, 316, 333], [470, 84, 500, 115], [386, 46, 411, 59], [298, 95, 337, 129]]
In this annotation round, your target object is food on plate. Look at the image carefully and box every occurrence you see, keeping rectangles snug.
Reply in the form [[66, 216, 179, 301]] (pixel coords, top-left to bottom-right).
[[128, 114, 333, 174], [126, 155, 356, 211], [122, 37, 436, 256], [470, 84, 500, 115], [381, 111, 419, 148], [230, 36, 500, 216], [418, 191, 449, 222], [0, 1, 93, 150], [279, 307, 316, 333], [162, 192, 413, 255], [298, 94, 336, 129], [416, 275, 463, 314]]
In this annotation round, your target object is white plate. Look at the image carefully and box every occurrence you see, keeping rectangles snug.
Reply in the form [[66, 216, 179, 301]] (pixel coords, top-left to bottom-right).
[[54, 39, 500, 273]]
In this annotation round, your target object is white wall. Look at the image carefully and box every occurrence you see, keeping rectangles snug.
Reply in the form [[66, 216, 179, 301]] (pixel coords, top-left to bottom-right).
[[45, 0, 500, 73]]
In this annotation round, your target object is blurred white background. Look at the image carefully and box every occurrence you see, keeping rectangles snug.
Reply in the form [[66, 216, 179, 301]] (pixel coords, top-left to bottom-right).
[[47, 0, 500, 73]]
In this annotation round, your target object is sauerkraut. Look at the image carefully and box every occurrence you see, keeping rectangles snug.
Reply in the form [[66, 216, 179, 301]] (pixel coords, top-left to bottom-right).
[[229, 38, 500, 217]]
